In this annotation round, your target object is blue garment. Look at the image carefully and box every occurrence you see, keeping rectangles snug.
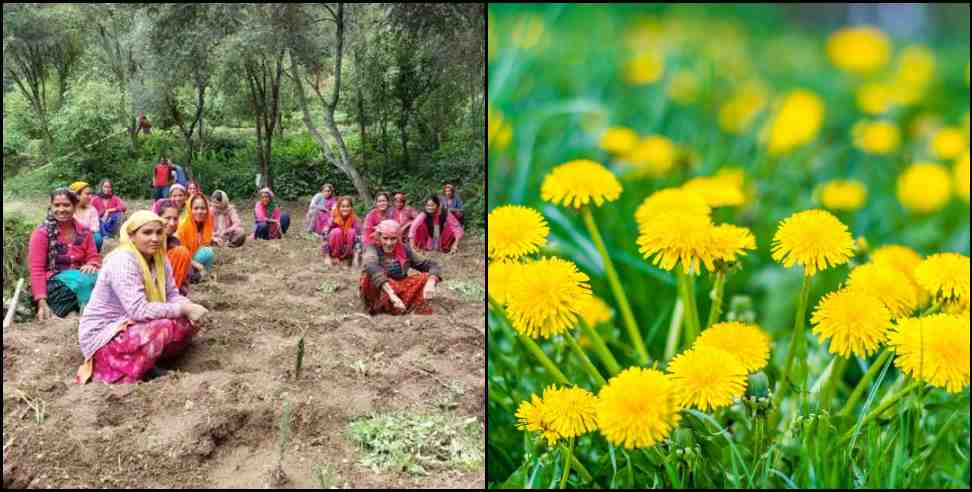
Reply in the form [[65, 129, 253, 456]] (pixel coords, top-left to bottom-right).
[[100, 212, 124, 239], [93, 231, 104, 253], [254, 212, 291, 240], [53, 270, 98, 309], [193, 247, 215, 271], [173, 165, 189, 187]]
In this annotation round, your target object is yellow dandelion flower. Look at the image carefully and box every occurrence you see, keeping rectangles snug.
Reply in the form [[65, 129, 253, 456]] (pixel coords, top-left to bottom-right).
[[487, 205, 549, 261], [846, 262, 920, 319], [914, 253, 970, 304], [596, 367, 682, 449], [600, 127, 640, 156], [709, 224, 756, 264], [668, 346, 748, 412], [955, 152, 970, 203], [871, 244, 929, 306], [624, 51, 665, 85], [826, 26, 891, 74], [623, 135, 678, 178], [637, 212, 717, 275], [856, 82, 894, 115], [515, 394, 560, 446], [634, 188, 711, 230], [719, 81, 768, 134], [682, 175, 746, 208], [891, 45, 936, 106], [579, 295, 614, 327], [771, 209, 855, 276], [811, 288, 891, 358], [897, 163, 952, 214], [694, 322, 770, 373], [668, 70, 700, 105], [763, 90, 826, 155], [852, 120, 900, 155], [541, 386, 599, 440], [505, 257, 592, 339], [819, 179, 868, 212], [511, 15, 545, 50], [888, 314, 970, 393], [487, 260, 524, 306], [541, 160, 623, 209], [931, 127, 968, 161], [488, 107, 513, 151]]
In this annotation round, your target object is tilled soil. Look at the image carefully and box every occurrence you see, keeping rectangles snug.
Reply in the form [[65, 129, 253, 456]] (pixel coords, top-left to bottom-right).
[[2, 201, 485, 489]]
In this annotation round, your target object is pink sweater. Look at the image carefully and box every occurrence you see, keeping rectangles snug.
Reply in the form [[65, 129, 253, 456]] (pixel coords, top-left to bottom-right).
[[74, 206, 101, 233], [92, 195, 127, 218], [363, 208, 394, 247], [28, 222, 102, 301], [211, 205, 244, 240], [78, 250, 188, 360]]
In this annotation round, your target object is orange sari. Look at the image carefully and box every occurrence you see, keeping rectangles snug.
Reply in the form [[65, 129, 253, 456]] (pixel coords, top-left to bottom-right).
[[176, 194, 214, 257]]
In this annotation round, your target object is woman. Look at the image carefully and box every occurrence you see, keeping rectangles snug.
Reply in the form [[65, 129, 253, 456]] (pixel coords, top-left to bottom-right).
[[176, 194, 216, 276], [186, 180, 202, 197], [410, 195, 464, 254], [391, 192, 419, 237], [322, 196, 362, 267], [70, 181, 104, 252], [305, 183, 337, 234], [157, 200, 194, 295], [28, 189, 102, 320], [75, 211, 208, 385], [363, 192, 394, 248], [254, 188, 291, 240], [152, 183, 188, 217], [91, 179, 127, 239], [361, 220, 441, 315], [440, 183, 464, 225], [210, 190, 246, 248]]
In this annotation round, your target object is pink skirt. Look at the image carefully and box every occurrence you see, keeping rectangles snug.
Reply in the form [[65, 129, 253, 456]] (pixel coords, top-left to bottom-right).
[[91, 318, 198, 384], [412, 223, 462, 253]]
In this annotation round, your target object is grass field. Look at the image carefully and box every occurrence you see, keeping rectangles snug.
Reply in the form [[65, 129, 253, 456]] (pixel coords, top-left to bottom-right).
[[487, 4, 970, 489]]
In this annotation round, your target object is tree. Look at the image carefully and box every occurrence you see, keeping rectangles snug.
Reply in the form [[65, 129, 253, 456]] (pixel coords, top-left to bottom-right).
[[3, 4, 84, 157], [286, 3, 372, 204]]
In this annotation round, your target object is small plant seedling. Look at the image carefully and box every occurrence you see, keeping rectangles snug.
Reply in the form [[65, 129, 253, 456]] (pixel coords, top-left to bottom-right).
[[314, 463, 338, 489]]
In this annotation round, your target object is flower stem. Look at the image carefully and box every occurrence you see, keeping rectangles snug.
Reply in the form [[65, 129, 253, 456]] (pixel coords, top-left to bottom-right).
[[775, 275, 813, 412], [706, 270, 727, 328], [676, 269, 702, 347], [579, 319, 622, 376], [582, 207, 649, 365], [565, 330, 608, 388], [664, 299, 684, 361], [839, 348, 891, 417], [570, 455, 593, 484], [559, 437, 575, 489], [820, 355, 848, 406], [489, 296, 571, 386]]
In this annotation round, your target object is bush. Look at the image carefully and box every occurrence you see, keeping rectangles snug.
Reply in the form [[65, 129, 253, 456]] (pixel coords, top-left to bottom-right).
[[2, 213, 35, 296]]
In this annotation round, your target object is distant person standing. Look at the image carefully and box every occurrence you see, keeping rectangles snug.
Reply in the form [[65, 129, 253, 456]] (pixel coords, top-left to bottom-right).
[[137, 111, 152, 135], [439, 183, 464, 226], [171, 162, 189, 188], [153, 157, 173, 200]]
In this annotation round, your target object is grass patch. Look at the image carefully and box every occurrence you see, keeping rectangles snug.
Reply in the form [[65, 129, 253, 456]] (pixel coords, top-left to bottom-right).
[[443, 280, 485, 301], [347, 410, 484, 476]]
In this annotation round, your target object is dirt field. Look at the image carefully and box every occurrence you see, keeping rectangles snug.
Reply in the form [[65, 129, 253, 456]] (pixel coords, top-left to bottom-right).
[[2, 200, 485, 488]]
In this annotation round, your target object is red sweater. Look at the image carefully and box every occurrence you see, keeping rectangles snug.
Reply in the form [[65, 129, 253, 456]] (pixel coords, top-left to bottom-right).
[[28, 221, 102, 301]]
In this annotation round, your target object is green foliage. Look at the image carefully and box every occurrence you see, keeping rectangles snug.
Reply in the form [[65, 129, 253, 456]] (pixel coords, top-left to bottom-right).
[[347, 411, 484, 476], [2, 213, 35, 296]]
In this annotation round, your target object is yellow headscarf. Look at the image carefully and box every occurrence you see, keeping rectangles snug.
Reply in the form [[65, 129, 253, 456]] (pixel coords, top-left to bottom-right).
[[69, 181, 89, 194], [108, 211, 168, 302]]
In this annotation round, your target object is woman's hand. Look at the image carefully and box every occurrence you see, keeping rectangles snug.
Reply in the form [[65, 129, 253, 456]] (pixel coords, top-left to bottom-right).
[[192, 261, 205, 272], [179, 302, 209, 321], [36, 299, 52, 321], [423, 278, 437, 299], [79, 264, 98, 275], [389, 293, 407, 312], [448, 244, 459, 255]]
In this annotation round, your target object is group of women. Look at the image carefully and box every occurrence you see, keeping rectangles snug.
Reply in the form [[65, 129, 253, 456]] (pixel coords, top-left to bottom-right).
[[27, 178, 464, 386], [305, 183, 465, 268]]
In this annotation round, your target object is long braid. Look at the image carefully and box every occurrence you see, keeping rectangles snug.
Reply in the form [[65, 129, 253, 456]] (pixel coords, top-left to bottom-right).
[[44, 208, 59, 273]]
